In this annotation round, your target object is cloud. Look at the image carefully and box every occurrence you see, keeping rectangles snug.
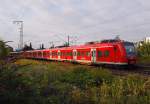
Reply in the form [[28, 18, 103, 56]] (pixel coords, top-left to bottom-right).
[[0, 0, 150, 49]]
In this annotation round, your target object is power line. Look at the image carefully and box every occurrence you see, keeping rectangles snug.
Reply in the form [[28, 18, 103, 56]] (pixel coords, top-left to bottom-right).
[[55, 34, 66, 43]]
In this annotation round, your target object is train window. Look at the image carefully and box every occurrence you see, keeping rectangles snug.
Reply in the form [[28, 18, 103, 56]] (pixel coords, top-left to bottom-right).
[[77, 52, 79, 56], [58, 52, 60, 56], [104, 50, 109, 57], [79, 52, 81, 56], [69, 52, 72, 56], [86, 52, 88, 56], [78, 52, 80, 56], [86, 52, 90, 56], [98, 51, 102, 57], [70, 52, 72, 56]]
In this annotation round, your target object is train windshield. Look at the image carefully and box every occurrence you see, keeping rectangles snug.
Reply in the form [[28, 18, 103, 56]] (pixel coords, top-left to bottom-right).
[[124, 42, 136, 56]]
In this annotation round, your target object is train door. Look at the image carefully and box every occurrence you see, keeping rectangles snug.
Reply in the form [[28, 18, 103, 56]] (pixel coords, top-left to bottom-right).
[[91, 49, 96, 63], [73, 50, 77, 61]]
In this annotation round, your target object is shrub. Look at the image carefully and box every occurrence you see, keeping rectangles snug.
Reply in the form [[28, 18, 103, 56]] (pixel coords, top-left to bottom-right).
[[43, 81, 73, 104], [60, 67, 95, 89], [1, 59, 150, 104]]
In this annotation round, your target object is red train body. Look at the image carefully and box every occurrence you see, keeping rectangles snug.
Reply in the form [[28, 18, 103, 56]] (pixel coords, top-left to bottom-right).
[[20, 40, 137, 65]]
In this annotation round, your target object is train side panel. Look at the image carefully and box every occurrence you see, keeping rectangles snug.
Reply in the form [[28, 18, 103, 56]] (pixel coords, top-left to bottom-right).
[[60, 49, 73, 61], [76, 48, 91, 63], [96, 45, 116, 64]]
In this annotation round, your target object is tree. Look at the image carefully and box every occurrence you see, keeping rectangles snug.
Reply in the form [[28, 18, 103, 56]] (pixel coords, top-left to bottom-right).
[[0, 40, 9, 60], [29, 42, 32, 49], [63, 42, 69, 47], [41, 43, 44, 49], [39, 43, 44, 49], [22, 43, 33, 51], [137, 42, 150, 57]]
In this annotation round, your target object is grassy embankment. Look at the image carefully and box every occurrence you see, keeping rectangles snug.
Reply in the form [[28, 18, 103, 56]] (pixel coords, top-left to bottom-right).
[[0, 59, 150, 104]]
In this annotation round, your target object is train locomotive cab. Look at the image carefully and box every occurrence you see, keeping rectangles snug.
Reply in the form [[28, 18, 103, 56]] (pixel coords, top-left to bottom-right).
[[123, 42, 137, 65]]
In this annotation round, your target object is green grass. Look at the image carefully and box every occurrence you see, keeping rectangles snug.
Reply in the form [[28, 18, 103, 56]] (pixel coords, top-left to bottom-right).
[[138, 56, 150, 65], [0, 59, 150, 104]]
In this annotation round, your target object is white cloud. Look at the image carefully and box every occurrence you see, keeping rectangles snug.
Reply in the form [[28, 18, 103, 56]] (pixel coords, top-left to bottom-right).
[[0, 0, 150, 49]]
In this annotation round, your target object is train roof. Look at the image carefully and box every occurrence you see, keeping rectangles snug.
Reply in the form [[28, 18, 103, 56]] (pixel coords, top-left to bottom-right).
[[23, 40, 125, 52]]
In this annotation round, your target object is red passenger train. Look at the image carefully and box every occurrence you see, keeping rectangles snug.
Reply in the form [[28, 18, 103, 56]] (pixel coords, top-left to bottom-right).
[[18, 39, 137, 65]]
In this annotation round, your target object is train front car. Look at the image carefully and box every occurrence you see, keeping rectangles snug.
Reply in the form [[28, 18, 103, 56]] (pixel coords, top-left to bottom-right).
[[123, 42, 137, 65]]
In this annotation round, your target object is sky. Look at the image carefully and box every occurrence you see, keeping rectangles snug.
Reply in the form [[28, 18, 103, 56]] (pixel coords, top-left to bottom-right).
[[0, 0, 150, 49]]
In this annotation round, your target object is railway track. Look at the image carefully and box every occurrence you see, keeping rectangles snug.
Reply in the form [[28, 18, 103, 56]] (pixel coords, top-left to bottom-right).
[[41, 59, 150, 77], [26, 58, 150, 77], [104, 64, 150, 76], [134, 65, 150, 76], [5, 56, 150, 77]]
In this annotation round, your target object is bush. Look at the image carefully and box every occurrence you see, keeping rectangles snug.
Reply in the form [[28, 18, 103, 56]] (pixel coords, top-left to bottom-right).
[[137, 42, 150, 57], [0, 40, 9, 60], [60, 67, 95, 89], [43, 81, 73, 104]]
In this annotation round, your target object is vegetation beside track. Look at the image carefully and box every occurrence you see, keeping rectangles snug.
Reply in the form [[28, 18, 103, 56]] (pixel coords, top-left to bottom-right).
[[0, 59, 149, 104], [137, 42, 150, 65], [138, 56, 150, 65]]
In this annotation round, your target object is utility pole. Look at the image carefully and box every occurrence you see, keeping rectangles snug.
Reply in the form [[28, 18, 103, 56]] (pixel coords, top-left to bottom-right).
[[49, 41, 54, 48], [13, 21, 23, 50], [68, 35, 70, 46]]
